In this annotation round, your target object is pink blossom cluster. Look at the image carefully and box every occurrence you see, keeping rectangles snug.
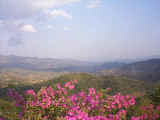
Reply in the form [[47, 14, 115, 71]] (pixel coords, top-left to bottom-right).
[[131, 104, 160, 120], [8, 89, 24, 107], [8, 80, 160, 120]]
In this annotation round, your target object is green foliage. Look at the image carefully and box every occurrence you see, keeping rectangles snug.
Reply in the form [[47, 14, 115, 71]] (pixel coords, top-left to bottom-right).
[[0, 73, 149, 98], [0, 72, 160, 120], [43, 73, 147, 94], [151, 84, 160, 105], [0, 99, 19, 120]]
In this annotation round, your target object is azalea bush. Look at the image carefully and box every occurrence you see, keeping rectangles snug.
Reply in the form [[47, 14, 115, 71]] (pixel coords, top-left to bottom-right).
[[4, 80, 160, 120]]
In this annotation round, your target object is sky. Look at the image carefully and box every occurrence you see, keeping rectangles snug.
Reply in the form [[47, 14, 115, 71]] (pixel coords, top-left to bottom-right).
[[0, 0, 160, 61]]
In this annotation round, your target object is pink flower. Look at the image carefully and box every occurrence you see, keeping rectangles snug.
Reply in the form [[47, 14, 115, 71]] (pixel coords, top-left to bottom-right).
[[25, 89, 36, 96], [65, 82, 71, 88], [8, 80, 160, 120], [57, 83, 61, 89], [131, 116, 141, 120], [69, 85, 75, 90], [156, 105, 160, 111], [89, 88, 95, 96], [106, 88, 111, 91]]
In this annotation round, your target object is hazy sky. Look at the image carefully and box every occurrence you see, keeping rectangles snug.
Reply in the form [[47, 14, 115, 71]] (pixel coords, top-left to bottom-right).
[[0, 0, 160, 61]]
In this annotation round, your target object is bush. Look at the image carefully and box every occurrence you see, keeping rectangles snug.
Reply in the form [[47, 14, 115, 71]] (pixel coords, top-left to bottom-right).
[[3, 80, 160, 120], [151, 85, 160, 105]]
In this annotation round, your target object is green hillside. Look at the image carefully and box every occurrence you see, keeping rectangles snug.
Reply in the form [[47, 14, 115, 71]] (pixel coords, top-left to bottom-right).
[[100, 59, 160, 83], [0, 73, 149, 98]]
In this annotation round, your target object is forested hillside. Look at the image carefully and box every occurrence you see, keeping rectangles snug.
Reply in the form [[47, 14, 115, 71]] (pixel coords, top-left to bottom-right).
[[100, 59, 160, 83]]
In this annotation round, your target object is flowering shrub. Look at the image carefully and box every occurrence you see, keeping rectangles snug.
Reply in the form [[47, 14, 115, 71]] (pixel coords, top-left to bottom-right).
[[7, 80, 160, 120]]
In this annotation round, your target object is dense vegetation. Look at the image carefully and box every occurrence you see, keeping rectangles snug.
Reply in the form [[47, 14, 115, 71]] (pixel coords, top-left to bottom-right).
[[0, 73, 149, 98], [0, 79, 160, 120]]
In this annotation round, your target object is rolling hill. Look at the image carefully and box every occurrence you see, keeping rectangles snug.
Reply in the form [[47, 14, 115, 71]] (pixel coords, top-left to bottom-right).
[[0, 55, 124, 72], [0, 73, 147, 98], [100, 59, 160, 82]]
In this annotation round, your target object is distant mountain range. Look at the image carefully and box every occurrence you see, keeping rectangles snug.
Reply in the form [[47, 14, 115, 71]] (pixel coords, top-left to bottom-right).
[[0, 55, 160, 93], [101, 59, 160, 82], [1, 55, 160, 82], [0, 55, 124, 72]]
